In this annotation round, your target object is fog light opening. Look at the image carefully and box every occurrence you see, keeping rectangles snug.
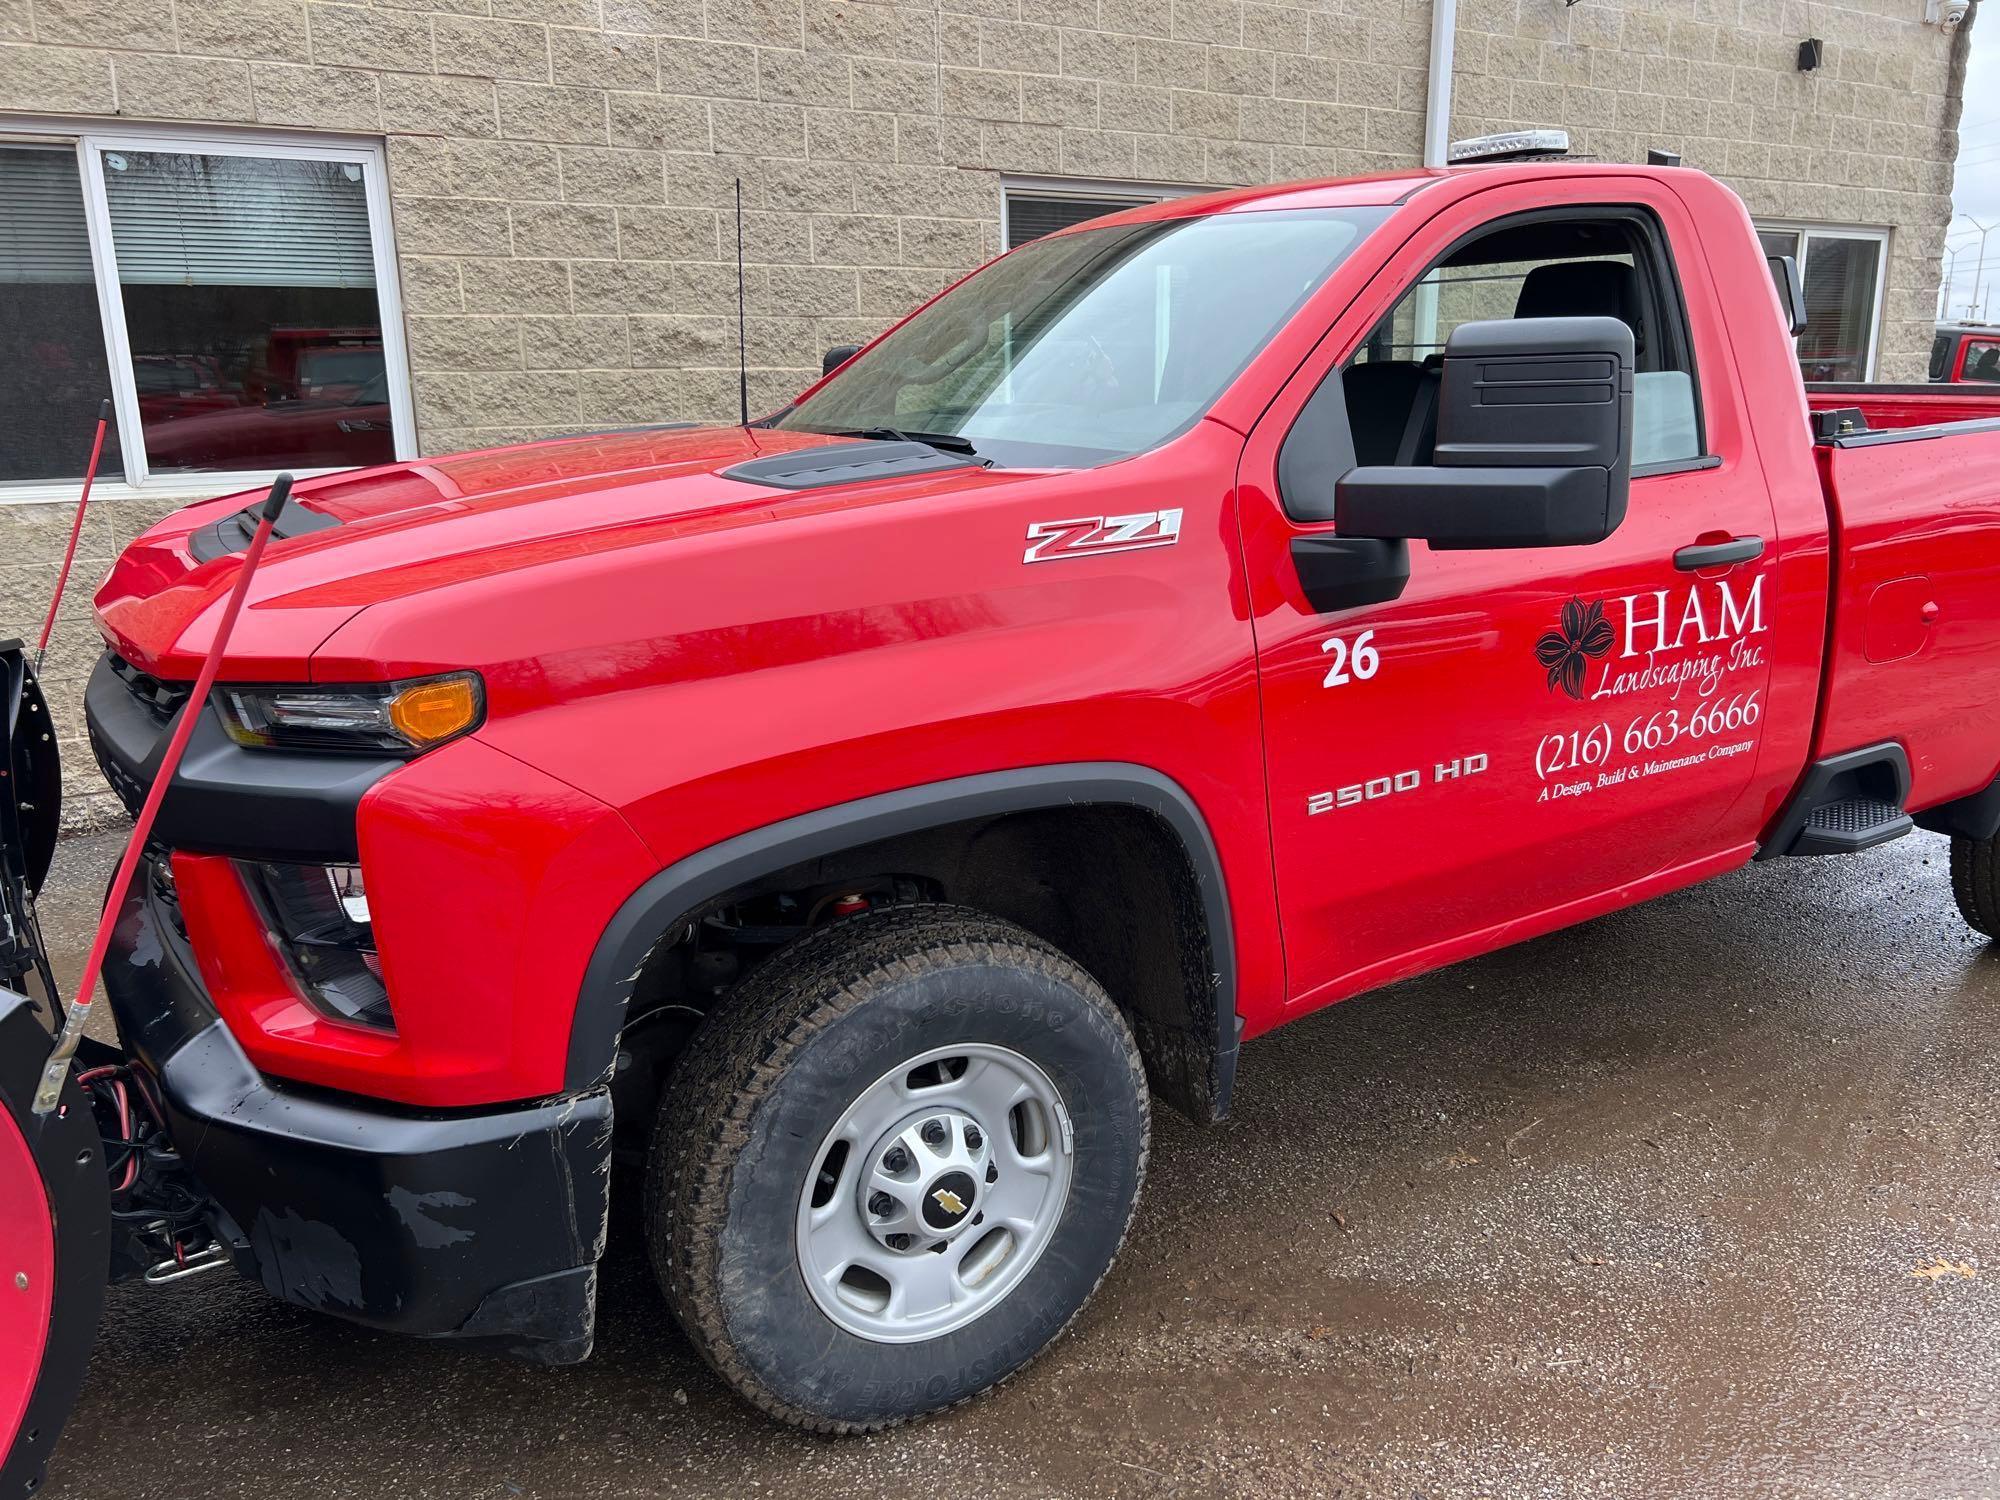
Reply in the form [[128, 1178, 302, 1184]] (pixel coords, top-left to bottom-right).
[[237, 859, 394, 1032]]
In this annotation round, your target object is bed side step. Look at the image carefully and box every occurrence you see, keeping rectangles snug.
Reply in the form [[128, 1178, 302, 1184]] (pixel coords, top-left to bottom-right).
[[1791, 798, 1912, 856], [1758, 742, 1913, 860]]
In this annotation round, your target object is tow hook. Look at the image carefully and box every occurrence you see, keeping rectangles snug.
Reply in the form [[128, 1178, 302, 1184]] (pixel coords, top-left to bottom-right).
[[143, 1241, 229, 1286]]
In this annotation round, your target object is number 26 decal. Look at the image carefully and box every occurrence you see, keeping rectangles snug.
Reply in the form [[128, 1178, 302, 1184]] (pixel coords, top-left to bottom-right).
[[1321, 628, 1380, 688]]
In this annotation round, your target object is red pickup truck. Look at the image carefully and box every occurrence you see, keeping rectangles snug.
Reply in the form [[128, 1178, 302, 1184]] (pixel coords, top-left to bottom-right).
[[1932, 322, 2000, 384], [67, 161, 2000, 1432]]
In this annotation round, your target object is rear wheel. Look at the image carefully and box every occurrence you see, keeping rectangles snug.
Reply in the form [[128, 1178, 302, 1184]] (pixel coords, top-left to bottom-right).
[[1950, 834, 2000, 936], [645, 904, 1148, 1432]]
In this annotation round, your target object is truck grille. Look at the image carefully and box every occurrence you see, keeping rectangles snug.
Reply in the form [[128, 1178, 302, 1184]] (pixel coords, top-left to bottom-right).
[[91, 652, 195, 817], [107, 653, 192, 724]]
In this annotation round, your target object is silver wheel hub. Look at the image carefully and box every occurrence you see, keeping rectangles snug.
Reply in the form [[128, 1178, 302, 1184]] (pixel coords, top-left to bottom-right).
[[796, 1043, 1073, 1344], [859, 1109, 990, 1251]]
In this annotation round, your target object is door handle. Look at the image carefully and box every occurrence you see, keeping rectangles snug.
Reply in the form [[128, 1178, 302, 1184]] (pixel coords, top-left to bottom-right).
[[1673, 535, 1764, 571]]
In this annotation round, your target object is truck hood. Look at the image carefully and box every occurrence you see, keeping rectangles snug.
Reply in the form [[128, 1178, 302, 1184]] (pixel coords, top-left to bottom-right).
[[95, 425, 1021, 679]]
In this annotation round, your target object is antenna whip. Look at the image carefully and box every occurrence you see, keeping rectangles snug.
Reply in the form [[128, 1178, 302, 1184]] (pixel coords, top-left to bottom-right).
[[735, 178, 750, 427]]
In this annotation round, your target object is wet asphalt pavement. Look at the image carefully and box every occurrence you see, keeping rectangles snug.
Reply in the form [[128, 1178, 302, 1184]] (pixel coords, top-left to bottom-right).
[[30, 829, 2000, 1499]]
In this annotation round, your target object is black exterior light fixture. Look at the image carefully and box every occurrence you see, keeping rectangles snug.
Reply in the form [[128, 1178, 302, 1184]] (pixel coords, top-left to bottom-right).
[[1798, 37, 1824, 71]]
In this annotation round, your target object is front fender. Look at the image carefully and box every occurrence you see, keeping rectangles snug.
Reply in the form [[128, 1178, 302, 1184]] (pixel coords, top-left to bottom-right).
[[566, 763, 1242, 1118]]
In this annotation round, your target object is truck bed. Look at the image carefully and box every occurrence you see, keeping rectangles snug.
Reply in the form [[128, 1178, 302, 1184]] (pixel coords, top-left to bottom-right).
[[1809, 391, 2000, 816], [1806, 383, 2000, 432]]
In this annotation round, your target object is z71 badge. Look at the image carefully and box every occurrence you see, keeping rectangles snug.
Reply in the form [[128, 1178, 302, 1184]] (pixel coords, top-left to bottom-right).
[[1023, 510, 1183, 564]]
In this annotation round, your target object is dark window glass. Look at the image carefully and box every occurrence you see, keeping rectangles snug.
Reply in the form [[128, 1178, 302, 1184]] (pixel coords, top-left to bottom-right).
[[0, 146, 124, 483], [1964, 341, 2000, 383], [1931, 332, 1954, 382], [102, 150, 394, 474], [1005, 194, 1152, 249], [1353, 215, 1701, 469], [1795, 234, 1882, 383]]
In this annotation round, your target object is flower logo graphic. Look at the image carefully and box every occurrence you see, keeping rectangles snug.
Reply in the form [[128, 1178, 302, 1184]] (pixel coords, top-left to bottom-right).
[[1534, 598, 1614, 701]]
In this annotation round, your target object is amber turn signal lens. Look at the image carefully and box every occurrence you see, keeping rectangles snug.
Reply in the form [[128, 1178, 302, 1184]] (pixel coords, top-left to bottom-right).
[[387, 676, 481, 746]]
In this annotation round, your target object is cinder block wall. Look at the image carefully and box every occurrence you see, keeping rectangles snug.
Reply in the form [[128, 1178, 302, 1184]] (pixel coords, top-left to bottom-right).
[[0, 0, 1970, 831], [1450, 0, 1972, 384], [1, 0, 1436, 453], [5, 496, 184, 831]]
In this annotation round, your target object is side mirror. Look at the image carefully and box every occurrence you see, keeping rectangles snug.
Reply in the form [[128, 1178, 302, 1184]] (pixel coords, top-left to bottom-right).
[[1335, 315, 1635, 550], [822, 344, 861, 378]]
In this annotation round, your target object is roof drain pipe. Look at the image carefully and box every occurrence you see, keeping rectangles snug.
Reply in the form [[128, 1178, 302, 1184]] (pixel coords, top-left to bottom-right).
[[1413, 0, 1457, 355]]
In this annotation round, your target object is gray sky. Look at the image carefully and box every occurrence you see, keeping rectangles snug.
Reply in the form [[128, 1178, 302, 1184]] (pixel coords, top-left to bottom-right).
[[1946, 10, 2000, 322]]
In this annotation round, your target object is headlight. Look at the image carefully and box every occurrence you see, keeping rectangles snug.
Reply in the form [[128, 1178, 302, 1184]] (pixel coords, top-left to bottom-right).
[[216, 672, 483, 753], [237, 860, 392, 1031]]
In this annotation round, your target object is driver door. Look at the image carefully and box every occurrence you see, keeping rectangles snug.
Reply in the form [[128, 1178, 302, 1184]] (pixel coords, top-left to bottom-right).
[[1239, 179, 1781, 1014]]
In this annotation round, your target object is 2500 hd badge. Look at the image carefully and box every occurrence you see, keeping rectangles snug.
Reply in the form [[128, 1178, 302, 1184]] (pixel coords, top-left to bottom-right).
[[1308, 753, 1491, 815]]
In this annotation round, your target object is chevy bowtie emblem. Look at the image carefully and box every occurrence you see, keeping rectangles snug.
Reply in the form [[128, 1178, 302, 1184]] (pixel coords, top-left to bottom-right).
[[931, 1187, 967, 1216]]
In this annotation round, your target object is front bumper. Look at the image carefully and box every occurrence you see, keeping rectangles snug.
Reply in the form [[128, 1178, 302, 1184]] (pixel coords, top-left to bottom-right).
[[103, 859, 613, 1363]]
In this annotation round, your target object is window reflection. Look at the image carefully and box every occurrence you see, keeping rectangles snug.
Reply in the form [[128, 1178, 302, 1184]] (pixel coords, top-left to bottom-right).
[[1796, 235, 1882, 384], [102, 151, 394, 474]]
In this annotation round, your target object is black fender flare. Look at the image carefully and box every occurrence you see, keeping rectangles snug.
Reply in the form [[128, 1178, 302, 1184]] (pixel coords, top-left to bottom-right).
[[1914, 767, 2000, 842], [566, 763, 1239, 1114]]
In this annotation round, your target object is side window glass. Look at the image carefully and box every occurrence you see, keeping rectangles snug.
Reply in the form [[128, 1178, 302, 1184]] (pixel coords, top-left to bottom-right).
[[1965, 341, 2000, 384], [1931, 333, 1954, 382], [1345, 215, 1703, 472]]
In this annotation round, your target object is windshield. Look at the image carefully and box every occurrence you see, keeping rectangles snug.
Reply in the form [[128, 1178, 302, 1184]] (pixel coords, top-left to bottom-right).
[[776, 207, 1387, 467]]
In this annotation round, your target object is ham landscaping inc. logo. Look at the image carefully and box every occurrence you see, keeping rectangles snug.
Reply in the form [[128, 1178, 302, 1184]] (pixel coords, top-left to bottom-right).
[[1534, 598, 1615, 701], [1534, 576, 1769, 704]]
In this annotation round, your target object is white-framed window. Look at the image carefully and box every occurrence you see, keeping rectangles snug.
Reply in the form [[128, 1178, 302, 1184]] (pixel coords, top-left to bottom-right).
[[1001, 176, 1203, 251], [1, 119, 414, 499], [1755, 222, 1890, 383]]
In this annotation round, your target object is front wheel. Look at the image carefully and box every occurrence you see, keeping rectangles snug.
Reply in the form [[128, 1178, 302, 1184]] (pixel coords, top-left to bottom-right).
[[645, 905, 1149, 1432]]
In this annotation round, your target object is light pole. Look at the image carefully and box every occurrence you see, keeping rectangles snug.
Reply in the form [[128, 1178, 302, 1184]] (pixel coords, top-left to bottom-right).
[[1941, 243, 1960, 321], [1964, 217, 1998, 323]]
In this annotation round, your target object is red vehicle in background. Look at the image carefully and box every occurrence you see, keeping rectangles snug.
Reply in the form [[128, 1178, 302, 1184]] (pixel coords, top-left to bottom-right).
[[12, 151, 2000, 1480], [132, 336, 393, 473], [263, 328, 383, 401], [1932, 322, 2000, 383], [130, 354, 238, 424], [139, 370, 393, 471]]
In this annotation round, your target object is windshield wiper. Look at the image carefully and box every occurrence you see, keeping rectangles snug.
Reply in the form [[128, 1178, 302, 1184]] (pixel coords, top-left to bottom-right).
[[837, 425, 984, 458]]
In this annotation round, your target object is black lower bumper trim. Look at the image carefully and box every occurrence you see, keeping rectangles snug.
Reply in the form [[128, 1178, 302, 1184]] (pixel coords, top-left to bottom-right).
[[103, 866, 612, 1360]]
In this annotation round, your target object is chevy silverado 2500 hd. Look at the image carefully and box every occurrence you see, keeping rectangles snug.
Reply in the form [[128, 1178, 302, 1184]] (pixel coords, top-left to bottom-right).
[[67, 160, 2000, 1432]]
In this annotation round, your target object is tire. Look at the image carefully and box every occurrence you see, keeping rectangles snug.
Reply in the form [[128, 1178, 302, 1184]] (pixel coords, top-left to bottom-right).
[[1950, 834, 2000, 936], [645, 903, 1149, 1433]]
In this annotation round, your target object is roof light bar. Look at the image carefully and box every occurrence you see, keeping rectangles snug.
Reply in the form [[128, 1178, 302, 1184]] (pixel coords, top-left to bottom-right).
[[1448, 129, 1571, 164]]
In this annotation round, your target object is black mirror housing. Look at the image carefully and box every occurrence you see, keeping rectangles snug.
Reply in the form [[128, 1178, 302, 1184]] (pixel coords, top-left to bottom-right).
[[822, 344, 862, 377], [1336, 315, 1635, 550], [1337, 463, 1627, 551]]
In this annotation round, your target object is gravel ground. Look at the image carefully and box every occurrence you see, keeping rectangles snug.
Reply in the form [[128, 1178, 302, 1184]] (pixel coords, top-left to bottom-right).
[[29, 828, 2000, 1498]]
